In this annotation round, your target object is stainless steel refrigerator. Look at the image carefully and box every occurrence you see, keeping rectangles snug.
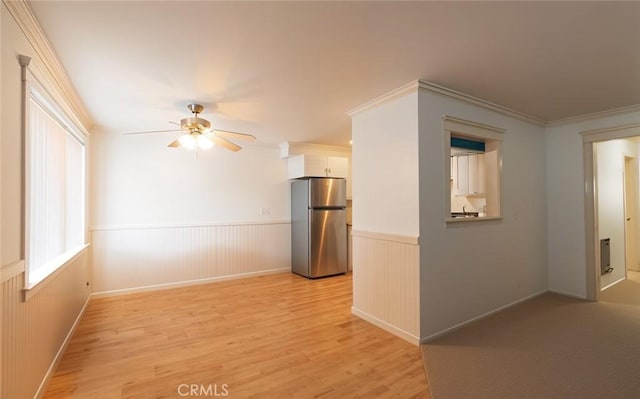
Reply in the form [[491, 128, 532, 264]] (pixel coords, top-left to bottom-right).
[[291, 177, 347, 278]]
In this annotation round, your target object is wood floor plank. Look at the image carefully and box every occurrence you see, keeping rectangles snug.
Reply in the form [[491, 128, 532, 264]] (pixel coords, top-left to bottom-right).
[[43, 272, 430, 398]]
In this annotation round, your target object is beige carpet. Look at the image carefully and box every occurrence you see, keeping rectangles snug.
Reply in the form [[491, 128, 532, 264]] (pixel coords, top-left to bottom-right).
[[422, 275, 640, 399], [600, 270, 640, 305]]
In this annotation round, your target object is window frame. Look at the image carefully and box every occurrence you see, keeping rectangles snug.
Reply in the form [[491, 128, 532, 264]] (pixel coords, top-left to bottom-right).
[[21, 56, 89, 297], [443, 115, 505, 223]]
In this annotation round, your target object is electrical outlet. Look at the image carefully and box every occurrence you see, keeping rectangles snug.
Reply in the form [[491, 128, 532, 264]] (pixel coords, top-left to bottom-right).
[[260, 208, 271, 215]]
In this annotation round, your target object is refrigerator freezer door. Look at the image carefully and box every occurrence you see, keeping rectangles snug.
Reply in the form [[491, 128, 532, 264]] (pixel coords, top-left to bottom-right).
[[309, 178, 346, 208], [309, 209, 347, 277]]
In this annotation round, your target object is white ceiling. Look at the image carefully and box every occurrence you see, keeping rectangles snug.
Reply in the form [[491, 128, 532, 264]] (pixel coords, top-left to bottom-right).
[[27, 1, 640, 146]]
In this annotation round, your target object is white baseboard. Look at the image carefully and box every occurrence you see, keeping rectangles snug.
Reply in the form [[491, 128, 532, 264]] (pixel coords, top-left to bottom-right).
[[35, 294, 91, 399], [600, 276, 626, 292], [91, 268, 290, 298], [420, 289, 548, 344], [351, 306, 420, 346], [548, 288, 588, 300]]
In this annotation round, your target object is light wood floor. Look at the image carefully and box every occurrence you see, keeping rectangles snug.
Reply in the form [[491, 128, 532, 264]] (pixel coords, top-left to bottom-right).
[[44, 272, 430, 398]]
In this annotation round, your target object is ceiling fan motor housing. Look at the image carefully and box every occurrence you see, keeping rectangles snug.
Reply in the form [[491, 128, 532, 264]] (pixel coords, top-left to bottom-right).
[[181, 117, 211, 132]]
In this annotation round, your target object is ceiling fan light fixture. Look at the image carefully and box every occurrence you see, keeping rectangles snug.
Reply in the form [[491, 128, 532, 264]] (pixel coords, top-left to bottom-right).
[[197, 135, 214, 150], [176, 133, 215, 151], [177, 133, 197, 150]]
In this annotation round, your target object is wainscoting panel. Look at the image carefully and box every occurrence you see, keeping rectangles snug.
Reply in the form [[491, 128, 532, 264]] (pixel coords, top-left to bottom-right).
[[351, 231, 420, 344], [1, 251, 90, 399], [91, 222, 291, 294]]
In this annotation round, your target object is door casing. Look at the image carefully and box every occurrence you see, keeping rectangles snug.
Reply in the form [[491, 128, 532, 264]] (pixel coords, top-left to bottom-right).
[[582, 123, 640, 301]]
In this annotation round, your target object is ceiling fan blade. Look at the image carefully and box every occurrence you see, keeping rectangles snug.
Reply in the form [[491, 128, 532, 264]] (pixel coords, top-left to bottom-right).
[[168, 121, 180, 126], [167, 139, 180, 148], [213, 129, 256, 141], [211, 135, 241, 152], [124, 129, 182, 135]]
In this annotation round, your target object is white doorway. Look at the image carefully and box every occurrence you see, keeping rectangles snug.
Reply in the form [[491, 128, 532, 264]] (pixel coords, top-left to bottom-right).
[[583, 125, 640, 300], [624, 155, 640, 272]]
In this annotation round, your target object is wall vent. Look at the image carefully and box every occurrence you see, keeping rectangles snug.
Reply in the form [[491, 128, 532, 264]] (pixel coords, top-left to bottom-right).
[[600, 238, 613, 275]]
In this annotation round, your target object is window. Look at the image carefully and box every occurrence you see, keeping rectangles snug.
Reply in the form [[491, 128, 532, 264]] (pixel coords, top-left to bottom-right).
[[24, 74, 87, 288], [443, 116, 504, 222]]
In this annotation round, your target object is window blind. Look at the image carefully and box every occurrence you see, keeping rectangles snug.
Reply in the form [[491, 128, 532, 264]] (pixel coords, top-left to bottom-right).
[[27, 96, 85, 286]]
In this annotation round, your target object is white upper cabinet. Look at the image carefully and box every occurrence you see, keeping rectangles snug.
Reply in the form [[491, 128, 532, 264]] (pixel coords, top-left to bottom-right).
[[327, 156, 349, 178], [288, 154, 348, 179], [452, 153, 485, 197], [452, 155, 468, 196], [467, 153, 485, 196]]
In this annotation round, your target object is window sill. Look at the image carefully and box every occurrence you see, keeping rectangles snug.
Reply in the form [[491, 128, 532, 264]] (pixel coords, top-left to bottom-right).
[[446, 216, 502, 224], [23, 243, 90, 301]]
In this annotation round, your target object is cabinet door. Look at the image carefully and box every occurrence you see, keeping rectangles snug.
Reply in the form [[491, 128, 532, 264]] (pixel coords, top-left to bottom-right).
[[304, 155, 329, 177], [327, 156, 348, 178], [287, 154, 306, 179], [453, 155, 469, 196], [468, 154, 485, 196], [450, 156, 456, 181]]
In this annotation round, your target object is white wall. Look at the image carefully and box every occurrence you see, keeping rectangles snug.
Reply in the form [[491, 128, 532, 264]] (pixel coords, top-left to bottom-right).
[[351, 91, 419, 237], [350, 83, 550, 342], [595, 139, 638, 288], [350, 90, 421, 343], [91, 130, 289, 227], [418, 89, 548, 339], [1, 5, 91, 397], [545, 122, 588, 297], [1, 8, 21, 268], [546, 111, 640, 298], [90, 129, 292, 292], [0, 4, 4, 395]]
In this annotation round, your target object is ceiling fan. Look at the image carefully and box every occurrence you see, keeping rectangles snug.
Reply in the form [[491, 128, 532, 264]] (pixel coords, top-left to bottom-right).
[[125, 103, 256, 152]]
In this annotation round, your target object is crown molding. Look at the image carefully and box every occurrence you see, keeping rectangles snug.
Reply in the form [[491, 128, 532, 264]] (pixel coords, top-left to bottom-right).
[[346, 80, 420, 117], [347, 79, 640, 129], [3, 0, 93, 132], [346, 79, 546, 126], [418, 81, 546, 127], [547, 104, 640, 127]]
